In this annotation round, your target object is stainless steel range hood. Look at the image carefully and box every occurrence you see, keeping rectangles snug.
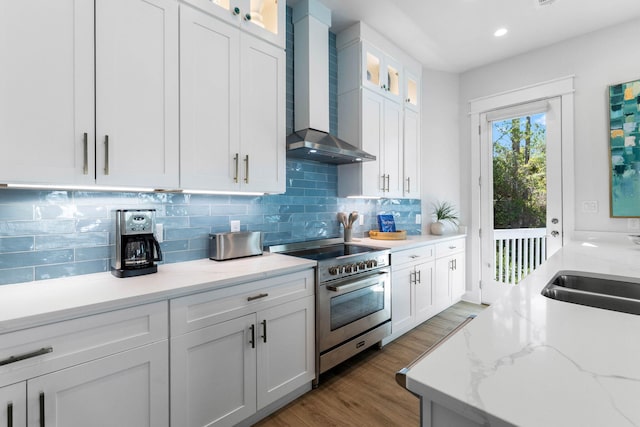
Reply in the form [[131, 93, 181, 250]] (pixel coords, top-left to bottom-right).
[[287, 129, 375, 164], [288, 0, 375, 165]]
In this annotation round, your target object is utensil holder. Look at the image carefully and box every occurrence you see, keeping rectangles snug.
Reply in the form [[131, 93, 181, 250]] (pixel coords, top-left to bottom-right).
[[344, 228, 352, 242]]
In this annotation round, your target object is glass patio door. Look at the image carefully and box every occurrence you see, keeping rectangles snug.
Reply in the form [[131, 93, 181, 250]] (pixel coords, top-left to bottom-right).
[[480, 97, 563, 304]]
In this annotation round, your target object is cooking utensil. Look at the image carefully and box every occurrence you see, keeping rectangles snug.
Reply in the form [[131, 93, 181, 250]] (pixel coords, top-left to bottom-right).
[[337, 212, 348, 228], [348, 211, 358, 227]]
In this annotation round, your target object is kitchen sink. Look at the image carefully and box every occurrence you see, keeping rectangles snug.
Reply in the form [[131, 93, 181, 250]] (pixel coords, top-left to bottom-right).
[[541, 272, 640, 315]]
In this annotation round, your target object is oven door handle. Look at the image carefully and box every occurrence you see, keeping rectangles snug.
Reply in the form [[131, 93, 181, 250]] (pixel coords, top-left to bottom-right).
[[325, 272, 387, 293]]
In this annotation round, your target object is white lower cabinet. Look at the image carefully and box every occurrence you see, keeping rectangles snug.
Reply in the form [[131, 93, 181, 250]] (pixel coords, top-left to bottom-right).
[[28, 341, 168, 427], [1, 382, 26, 427], [390, 245, 435, 340], [0, 302, 169, 427], [170, 269, 315, 427], [434, 239, 467, 310]]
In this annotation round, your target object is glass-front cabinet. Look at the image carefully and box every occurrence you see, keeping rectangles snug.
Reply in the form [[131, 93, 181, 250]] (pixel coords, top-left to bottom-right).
[[404, 69, 420, 111], [361, 42, 402, 103], [183, 0, 285, 47]]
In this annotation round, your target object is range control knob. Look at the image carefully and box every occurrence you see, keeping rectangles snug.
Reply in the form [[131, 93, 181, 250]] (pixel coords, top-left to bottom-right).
[[368, 259, 378, 268], [344, 264, 354, 273], [328, 266, 338, 275], [358, 261, 367, 270]]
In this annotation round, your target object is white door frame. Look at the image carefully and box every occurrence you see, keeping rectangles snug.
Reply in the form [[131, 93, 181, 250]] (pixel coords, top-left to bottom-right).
[[467, 76, 575, 304]]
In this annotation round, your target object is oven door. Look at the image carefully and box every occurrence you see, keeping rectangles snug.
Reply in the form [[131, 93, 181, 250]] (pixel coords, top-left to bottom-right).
[[317, 268, 391, 352]]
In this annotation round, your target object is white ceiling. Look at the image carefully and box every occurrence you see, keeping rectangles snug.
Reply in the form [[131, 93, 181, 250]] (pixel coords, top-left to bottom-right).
[[295, 0, 640, 72]]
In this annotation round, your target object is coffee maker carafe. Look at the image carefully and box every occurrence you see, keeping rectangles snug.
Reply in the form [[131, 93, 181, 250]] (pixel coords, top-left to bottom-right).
[[111, 209, 163, 278]]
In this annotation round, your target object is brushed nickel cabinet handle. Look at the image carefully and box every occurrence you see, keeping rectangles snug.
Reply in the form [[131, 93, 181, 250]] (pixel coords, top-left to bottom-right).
[[380, 175, 386, 192], [7, 402, 12, 427], [233, 153, 239, 183], [244, 155, 249, 183], [261, 319, 267, 343], [82, 132, 88, 175], [417, 269, 421, 284], [39, 392, 45, 427], [0, 346, 53, 366], [386, 174, 390, 192], [406, 177, 411, 193], [247, 293, 268, 301], [104, 135, 110, 175]]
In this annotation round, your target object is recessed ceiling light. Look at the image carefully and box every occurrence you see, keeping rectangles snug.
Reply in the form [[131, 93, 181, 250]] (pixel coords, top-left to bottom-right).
[[494, 28, 508, 37]]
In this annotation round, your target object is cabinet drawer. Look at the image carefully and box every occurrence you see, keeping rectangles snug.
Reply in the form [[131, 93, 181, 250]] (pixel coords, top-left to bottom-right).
[[435, 238, 466, 258], [392, 245, 434, 267], [170, 269, 314, 336], [0, 301, 168, 387]]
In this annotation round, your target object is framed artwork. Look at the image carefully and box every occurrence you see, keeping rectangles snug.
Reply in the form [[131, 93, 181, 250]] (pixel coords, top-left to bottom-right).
[[609, 78, 640, 217]]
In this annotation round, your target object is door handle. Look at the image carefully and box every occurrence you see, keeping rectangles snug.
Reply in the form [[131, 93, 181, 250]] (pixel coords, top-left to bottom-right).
[[0, 346, 53, 366], [82, 132, 89, 175], [7, 402, 12, 427], [39, 392, 45, 427], [261, 319, 267, 343], [380, 175, 386, 192], [406, 177, 410, 193], [249, 324, 255, 349], [104, 135, 110, 175], [233, 153, 239, 183], [386, 174, 390, 192], [244, 155, 249, 183]]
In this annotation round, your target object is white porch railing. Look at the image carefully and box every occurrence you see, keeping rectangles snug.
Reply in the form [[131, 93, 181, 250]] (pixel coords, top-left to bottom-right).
[[494, 228, 547, 285]]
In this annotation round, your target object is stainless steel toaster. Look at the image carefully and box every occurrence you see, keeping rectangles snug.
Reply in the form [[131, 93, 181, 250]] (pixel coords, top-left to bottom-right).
[[208, 231, 263, 261]]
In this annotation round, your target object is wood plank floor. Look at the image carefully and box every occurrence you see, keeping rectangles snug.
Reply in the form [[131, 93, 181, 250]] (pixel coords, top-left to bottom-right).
[[254, 301, 487, 427]]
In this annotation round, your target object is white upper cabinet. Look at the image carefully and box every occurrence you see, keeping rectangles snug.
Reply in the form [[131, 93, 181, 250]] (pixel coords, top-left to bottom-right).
[[0, 0, 94, 186], [0, 0, 180, 189], [337, 22, 421, 199], [95, 0, 179, 189], [404, 68, 421, 112], [403, 108, 421, 197], [361, 42, 403, 104], [181, 0, 285, 48], [179, 5, 285, 193]]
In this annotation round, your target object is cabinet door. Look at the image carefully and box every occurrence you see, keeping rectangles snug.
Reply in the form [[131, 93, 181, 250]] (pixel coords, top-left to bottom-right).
[[404, 69, 420, 111], [240, 34, 285, 193], [27, 340, 169, 427], [403, 108, 421, 197], [414, 261, 434, 323], [451, 253, 466, 301], [0, 0, 94, 186], [361, 42, 385, 94], [383, 55, 403, 104], [179, 6, 241, 191], [383, 99, 403, 197], [171, 314, 257, 427], [241, 0, 286, 48], [95, 0, 179, 189], [361, 89, 385, 197], [434, 256, 452, 310], [1, 382, 26, 427], [256, 296, 315, 409], [391, 264, 414, 335]]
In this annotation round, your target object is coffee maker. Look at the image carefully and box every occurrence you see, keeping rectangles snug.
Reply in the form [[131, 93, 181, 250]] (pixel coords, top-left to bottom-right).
[[111, 209, 163, 278]]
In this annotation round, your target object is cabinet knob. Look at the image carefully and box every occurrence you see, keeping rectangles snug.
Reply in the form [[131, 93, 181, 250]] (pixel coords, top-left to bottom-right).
[[232, 7, 240, 15], [244, 13, 251, 21]]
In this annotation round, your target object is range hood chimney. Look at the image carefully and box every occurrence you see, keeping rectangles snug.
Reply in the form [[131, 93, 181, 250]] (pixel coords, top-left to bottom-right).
[[287, 0, 375, 165]]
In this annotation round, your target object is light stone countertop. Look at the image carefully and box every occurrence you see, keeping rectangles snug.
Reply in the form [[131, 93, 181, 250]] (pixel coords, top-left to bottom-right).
[[351, 233, 466, 251], [404, 237, 640, 426], [0, 252, 315, 334]]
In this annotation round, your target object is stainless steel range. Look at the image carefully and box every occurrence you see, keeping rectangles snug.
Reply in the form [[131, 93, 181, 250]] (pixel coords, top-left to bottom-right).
[[268, 238, 391, 383]]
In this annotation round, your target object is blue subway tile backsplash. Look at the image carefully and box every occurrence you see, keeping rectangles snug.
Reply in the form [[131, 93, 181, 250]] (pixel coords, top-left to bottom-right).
[[0, 6, 420, 285], [0, 162, 420, 285]]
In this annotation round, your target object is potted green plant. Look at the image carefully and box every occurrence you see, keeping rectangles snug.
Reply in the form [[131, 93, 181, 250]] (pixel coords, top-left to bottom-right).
[[431, 201, 459, 235]]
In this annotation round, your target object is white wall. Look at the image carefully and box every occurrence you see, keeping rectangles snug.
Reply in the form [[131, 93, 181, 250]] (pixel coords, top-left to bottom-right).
[[459, 19, 640, 234], [421, 68, 461, 233]]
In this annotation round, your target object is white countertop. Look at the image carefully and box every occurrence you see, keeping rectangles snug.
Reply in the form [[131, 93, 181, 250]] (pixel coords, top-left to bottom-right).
[[405, 237, 640, 426], [0, 252, 315, 334], [352, 233, 466, 251]]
